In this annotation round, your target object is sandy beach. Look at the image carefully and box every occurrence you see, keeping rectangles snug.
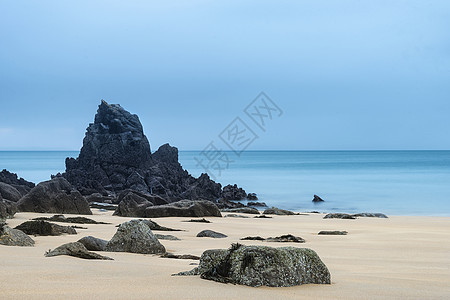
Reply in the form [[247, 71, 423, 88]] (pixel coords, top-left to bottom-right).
[[1, 211, 449, 299]]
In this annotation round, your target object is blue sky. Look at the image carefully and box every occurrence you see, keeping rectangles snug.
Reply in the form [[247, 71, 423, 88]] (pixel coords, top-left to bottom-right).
[[0, 1, 449, 151]]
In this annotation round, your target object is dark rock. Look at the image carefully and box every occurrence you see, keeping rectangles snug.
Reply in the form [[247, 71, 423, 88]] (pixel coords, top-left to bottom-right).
[[45, 242, 113, 260], [266, 234, 305, 243], [247, 201, 267, 207], [105, 219, 165, 254], [176, 244, 331, 287], [0, 224, 35, 246], [77, 236, 108, 251], [85, 193, 114, 203], [214, 198, 245, 210], [307, 211, 320, 214], [221, 184, 247, 200], [318, 231, 348, 235], [254, 215, 272, 219], [0, 182, 22, 202], [140, 219, 182, 231], [0, 198, 17, 220], [263, 207, 296, 215], [323, 213, 356, 220], [161, 253, 200, 260], [352, 213, 388, 218], [246, 193, 258, 200], [183, 218, 211, 223], [62, 101, 227, 202], [196, 230, 227, 239], [15, 220, 77, 236], [33, 214, 109, 224], [90, 202, 117, 211], [155, 234, 180, 241], [142, 200, 222, 218], [113, 190, 168, 217], [222, 207, 260, 215], [0, 169, 35, 188], [312, 194, 325, 203], [240, 236, 265, 241], [17, 177, 92, 215], [224, 214, 249, 218]]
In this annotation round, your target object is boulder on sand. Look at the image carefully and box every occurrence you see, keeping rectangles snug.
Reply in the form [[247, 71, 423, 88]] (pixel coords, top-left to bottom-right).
[[142, 200, 222, 218], [0, 223, 35, 246], [323, 213, 356, 220], [263, 207, 296, 216], [196, 230, 227, 239], [17, 177, 92, 215], [175, 243, 331, 287], [45, 242, 113, 260], [15, 220, 77, 236], [77, 236, 108, 251], [105, 219, 165, 254]]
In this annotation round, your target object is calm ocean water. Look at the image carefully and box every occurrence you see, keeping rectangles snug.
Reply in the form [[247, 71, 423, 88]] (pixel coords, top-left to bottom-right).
[[1, 151, 449, 216]]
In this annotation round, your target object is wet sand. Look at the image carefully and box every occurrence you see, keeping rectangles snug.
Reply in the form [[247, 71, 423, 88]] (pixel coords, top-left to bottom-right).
[[1, 211, 450, 299]]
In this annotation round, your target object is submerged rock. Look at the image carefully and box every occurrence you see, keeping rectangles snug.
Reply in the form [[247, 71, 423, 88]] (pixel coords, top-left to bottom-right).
[[45, 242, 113, 260], [15, 220, 77, 236], [17, 177, 92, 215], [105, 219, 165, 254], [176, 244, 331, 287], [77, 236, 108, 251], [312, 195, 325, 203], [323, 213, 356, 220], [0, 224, 35, 246], [196, 230, 227, 239], [263, 207, 296, 215]]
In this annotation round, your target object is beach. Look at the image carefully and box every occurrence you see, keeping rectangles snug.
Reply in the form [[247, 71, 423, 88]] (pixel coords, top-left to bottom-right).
[[1, 211, 449, 299]]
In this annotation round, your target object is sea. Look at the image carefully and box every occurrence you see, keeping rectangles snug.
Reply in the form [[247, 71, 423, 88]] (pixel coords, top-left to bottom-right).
[[1, 150, 450, 216]]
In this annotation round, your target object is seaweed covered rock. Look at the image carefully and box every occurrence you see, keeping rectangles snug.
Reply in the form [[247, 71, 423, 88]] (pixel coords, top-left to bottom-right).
[[266, 234, 305, 243], [105, 219, 165, 254], [45, 242, 113, 260], [323, 213, 356, 220], [77, 236, 108, 251], [0, 224, 35, 246], [15, 220, 77, 236], [263, 207, 296, 216], [143, 200, 222, 218], [176, 244, 331, 287], [17, 177, 92, 215]]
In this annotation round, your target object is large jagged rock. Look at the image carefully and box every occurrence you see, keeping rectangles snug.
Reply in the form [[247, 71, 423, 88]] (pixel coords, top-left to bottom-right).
[[0, 169, 35, 189], [15, 220, 77, 236], [0, 224, 35, 246], [45, 242, 113, 260], [175, 244, 331, 287], [221, 184, 247, 200], [112, 190, 168, 217], [0, 196, 17, 220], [142, 200, 222, 218], [16, 177, 92, 215], [105, 219, 165, 254]]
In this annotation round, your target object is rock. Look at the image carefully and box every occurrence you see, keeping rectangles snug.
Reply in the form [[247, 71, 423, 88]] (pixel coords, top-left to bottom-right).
[[17, 177, 92, 215], [0, 169, 35, 189], [214, 198, 245, 210], [0, 224, 35, 246], [352, 213, 388, 218], [225, 214, 249, 218], [0, 182, 22, 202], [140, 219, 181, 231], [15, 220, 77, 236], [161, 253, 200, 260], [318, 231, 348, 235], [263, 207, 296, 215], [89, 202, 117, 210], [0, 198, 17, 220], [33, 215, 109, 224], [196, 230, 227, 239], [246, 193, 258, 200], [112, 190, 168, 217], [85, 193, 114, 203], [62, 101, 228, 202], [240, 236, 265, 241], [155, 234, 180, 241], [312, 195, 325, 202], [176, 244, 331, 287], [222, 207, 260, 215], [105, 220, 165, 254], [323, 213, 356, 220], [254, 215, 272, 219], [77, 236, 108, 251], [45, 242, 113, 260], [183, 218, 211, 223], [143, 200, 222, 218], [247, 201, 267, 207], [266, 234, 305, 243], [221, 184, 247, 200]]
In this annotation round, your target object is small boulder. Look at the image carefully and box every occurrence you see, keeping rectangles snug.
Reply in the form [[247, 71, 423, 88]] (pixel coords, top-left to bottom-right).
[[0, 224, 35, 246], [263, 207, 296, 215], [105, 220, 165, 254], [155, 234, 180, 241], [15, 220, 77, 236], [222, 207, 260, 215], [77, 236, 108, 251], [266, 234, 305, 243], [45, 242, 113, 260], [323, 213, 356, 220], [312, 195, 325, 203], [196, 230, 227, 239], [183, 218, 211, 223], [225, 214, 249, 218], [318, 231, 348, 235], [240, 236, 265, 241]]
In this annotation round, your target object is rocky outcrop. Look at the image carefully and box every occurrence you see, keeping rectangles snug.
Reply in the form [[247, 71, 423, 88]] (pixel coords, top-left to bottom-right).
[[105, 220, 165, 254], [62, 101, 228, 202], [0, 224, 35, 246], [137, 200, 222, 218], [247, 193, 258, 200], [247, 201, 267, 207], [196, 230, 227, 238], [263, 207, 296, 215], [175, 244, 331, 287], [45, 242, 113, 260], [15, 220, 77, 236], [221, 184, 247, 200], [17, 177, 92, 215], [77, 236, 108, 251], [312, 195, 325, 202], [0, 169, 35, 189]]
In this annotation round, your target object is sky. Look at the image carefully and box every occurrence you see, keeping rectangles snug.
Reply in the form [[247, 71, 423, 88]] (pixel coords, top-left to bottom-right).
[[0, 0, 449, 151]]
